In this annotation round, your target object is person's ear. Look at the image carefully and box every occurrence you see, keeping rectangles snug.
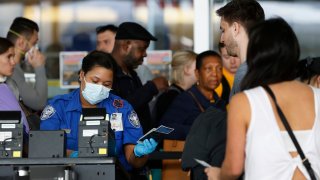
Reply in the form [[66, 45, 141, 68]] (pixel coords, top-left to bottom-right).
[[184, 65, 192, 76], [231, 22, 240, 37], [195, 69, 200, 82], [316, 75, 320, 88], [122, 40, 132, 54], [79, 71, 85, 82]]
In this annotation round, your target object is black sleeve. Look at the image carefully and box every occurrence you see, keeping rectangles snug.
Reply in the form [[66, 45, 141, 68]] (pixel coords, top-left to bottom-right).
[[181, 111, 209, 171], [125, 81, 158, 110], [112, 80, 158, 111], [159, 94, 194, 140], [191, 166, 208, 180], [154, 90, 179, 125], [207, 114, 227, 167]]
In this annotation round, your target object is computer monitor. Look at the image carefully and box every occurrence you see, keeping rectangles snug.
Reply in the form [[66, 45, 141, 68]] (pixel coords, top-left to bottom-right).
[[78, 108, 115, 157]]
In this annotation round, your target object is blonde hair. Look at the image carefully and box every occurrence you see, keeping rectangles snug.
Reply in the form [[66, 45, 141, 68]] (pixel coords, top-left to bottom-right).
[[171, 50, 197, 85]]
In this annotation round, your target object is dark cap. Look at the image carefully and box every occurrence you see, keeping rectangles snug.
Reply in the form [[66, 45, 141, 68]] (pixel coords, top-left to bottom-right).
[[115, 22, 157, 41]]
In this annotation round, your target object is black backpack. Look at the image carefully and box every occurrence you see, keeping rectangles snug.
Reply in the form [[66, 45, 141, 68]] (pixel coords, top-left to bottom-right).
[[181, 106, 227, 180]]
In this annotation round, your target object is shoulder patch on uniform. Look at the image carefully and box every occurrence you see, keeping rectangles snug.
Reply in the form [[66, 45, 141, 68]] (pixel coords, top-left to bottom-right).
[[40, 105, 56, 120], [113, 99, 124, 108], [128, 111, 140, 128]]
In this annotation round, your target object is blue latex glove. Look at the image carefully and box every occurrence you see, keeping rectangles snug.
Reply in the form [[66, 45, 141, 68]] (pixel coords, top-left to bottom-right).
[[70, 151, 78, 158], [134, 138, 158, 157]]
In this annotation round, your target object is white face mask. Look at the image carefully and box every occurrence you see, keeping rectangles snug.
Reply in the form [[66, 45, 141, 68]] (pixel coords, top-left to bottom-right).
[[82, 78, 111, 105], [25, 44, 39, 60]]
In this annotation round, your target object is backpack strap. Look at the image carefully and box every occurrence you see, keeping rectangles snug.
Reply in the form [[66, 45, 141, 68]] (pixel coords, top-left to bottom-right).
[[188, 91, 205, 113]]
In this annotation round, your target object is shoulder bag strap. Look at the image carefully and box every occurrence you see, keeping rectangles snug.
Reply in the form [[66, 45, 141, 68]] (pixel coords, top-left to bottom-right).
[[19, 101, 32, 117], [262, 85, 317, 180], [187, 91, 205, 112]]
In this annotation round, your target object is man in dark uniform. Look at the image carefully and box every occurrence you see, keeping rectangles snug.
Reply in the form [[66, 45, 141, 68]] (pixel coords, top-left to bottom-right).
[[110, 22, 168, 133]]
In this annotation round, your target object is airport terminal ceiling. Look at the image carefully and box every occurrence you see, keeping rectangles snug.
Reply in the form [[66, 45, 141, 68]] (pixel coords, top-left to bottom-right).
[[0, 0, 319, 99], [0, 0, 319, 79], [1, 0, 320, 4]]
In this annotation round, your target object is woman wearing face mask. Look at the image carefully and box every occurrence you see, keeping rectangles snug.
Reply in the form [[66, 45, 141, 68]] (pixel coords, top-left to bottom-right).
[[40, 51, 158, 177]]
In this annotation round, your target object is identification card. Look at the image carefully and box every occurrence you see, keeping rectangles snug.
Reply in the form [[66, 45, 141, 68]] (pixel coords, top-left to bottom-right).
[[110, 113, 123, 131]]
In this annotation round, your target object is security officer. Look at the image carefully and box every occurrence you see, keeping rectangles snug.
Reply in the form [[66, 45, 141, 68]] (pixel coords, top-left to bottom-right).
[[110, 22, 168, 134], [40, 51, 157, 176]]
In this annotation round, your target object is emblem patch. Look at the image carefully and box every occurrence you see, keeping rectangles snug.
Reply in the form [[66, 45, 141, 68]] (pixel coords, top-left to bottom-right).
[[113, 99, 124, 108], [40, 105, 56, 120], [128, 111, 140, 128]]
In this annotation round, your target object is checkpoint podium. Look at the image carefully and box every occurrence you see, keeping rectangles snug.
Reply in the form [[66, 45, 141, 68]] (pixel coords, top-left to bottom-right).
[[0, 157, 128, 180]]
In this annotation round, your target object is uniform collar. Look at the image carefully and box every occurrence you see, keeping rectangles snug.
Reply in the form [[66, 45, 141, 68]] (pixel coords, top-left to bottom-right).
[[190, 85, 220, 104], [190, 85, 207, 102], [65, 89, 114, 112], [65, 89, 83, 112], [171, 84, 185, 93]]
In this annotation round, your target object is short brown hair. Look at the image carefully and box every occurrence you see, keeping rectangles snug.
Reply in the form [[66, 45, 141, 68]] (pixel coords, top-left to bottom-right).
[[216, 0, 265, 34], [7, 17, 39, 44]]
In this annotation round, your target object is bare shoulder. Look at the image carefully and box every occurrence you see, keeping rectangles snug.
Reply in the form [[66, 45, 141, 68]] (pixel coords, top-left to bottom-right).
[[229, 92, 251, 124], [229, 92, 250, 110], [270, 81, 316, 130], [272, 81, 313, 99]]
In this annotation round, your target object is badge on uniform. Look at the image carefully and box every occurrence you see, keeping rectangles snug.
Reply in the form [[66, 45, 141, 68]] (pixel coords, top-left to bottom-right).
[[113, 99, 124, 108], [128, 111, 140, 128], [40, 105, 56, 120], [110, 113, 123, 131]]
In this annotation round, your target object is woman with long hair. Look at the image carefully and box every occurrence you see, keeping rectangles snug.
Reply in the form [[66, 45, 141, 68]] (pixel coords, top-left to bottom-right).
[[206, 18, 320, 179]]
